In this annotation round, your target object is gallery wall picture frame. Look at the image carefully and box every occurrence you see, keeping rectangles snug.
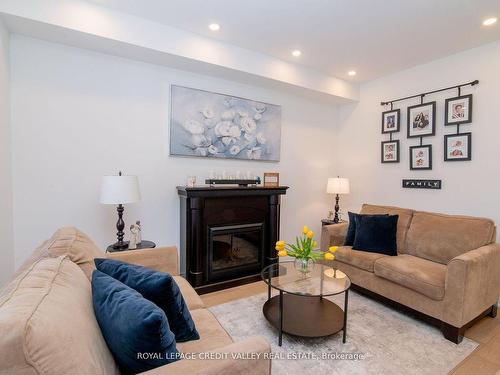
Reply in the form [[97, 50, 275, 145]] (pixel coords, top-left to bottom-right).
[[409, 144, 433, 170], [381, 140, 400, 163], [407, 101, 436, 138], [445, 94, 473, 125], [444, 132, 472, 161], [381, 109, 400, 134]]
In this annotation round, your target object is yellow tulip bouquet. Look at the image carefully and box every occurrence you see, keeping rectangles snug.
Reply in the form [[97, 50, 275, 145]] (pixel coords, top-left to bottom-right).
[[275, 226, 338, 263]]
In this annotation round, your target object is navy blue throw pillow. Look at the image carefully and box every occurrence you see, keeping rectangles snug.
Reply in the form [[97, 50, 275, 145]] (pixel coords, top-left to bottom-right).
[[94, 258, 199, 342], [344, 212, 388, 246], [352, 214, 399, 256], [92, 270, 178, 375]]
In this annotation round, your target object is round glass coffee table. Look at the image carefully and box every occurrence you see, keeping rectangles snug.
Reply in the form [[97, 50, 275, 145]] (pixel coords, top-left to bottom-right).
[[261, 261, 351, 346]]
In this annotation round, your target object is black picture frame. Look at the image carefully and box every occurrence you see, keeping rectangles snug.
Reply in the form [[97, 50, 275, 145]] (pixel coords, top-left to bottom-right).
[[409, 144, 432, 170], [381, 109, 400, 134], [407, 102, 436, 138], [381, 140, 400, 163], [444, 132, 472, 161], [445, 94, 473, 125]]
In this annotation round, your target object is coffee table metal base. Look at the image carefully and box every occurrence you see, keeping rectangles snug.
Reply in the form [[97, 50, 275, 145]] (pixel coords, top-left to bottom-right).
[[263, 292, 348, 346]]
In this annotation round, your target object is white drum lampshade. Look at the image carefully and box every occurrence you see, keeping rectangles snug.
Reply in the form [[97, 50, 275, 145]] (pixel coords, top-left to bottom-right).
[[100, 175, 141, 204], [326, 177, 350, 195]]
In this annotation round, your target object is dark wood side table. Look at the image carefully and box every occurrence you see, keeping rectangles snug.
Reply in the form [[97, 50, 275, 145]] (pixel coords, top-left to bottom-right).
[[322, 219, 347, 226], [106, 240, 156, 253]]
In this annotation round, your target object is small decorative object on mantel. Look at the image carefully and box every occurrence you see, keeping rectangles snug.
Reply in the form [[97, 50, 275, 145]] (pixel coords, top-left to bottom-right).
[[186, 175, 197, 187], [407, 102, 436, 138], [326, 177, 350, 223], [402, 179, 442, 189], [410, 145, 432, 170], [444, 133, 472, 161], [100, 171, 141, 250], [205, 177, 261, 187], [263, 172, 280, 187], [381, 140, 400, 163], [275, 226, 338, 275]]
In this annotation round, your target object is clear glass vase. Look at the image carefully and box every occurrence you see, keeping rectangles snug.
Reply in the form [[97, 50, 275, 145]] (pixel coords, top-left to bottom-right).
[[294, 258, 315, 274]]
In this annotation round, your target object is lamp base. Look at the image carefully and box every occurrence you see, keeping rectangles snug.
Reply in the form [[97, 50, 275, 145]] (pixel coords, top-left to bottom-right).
[[333, 194, 340, 223], [111, 241, 128, 250]]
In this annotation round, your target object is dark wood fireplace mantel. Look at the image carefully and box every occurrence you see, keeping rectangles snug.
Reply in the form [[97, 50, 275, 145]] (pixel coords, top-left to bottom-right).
[[177, 185, 288, 294]]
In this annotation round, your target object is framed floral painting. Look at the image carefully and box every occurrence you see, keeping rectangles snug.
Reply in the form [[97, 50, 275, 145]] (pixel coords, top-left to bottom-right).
[[169, 85, 282, 161]]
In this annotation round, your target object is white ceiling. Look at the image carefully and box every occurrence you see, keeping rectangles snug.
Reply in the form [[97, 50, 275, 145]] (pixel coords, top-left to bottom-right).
[[86, 0, 500, 82]]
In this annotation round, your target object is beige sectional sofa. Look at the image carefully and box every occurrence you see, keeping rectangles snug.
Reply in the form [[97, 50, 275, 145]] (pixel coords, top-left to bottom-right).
[[0, 227, 271, 374], [321, 204, 500, 343]]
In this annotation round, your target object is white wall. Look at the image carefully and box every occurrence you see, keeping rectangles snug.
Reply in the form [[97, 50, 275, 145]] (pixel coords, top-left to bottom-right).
[[337, 40, 500, 226], [0, 21, 13, 286], [10, 35, 337, 268]]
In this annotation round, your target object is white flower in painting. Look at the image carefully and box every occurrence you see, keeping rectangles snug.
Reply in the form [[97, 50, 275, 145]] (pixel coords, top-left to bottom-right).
[[254, 113, 262, 121], [256, 132, 266, 144], [183, 119, 205, 135], [221, 109, 235, 121], [237, 108, 248, 117], [195, 147, 207, 156], [204, 118, 216, 128], [244, 133, 255, 142], [214, 121, 233, 137], [201, 107, 214, 119], [208, 145, 218, 155], [254, 103, 267, 114], [229, 125, 241, 138], [191, 134, 210, 147], [221, 137, 235, 146], [246, 147, 262, 159], [240, 117, 257, 134], [229, 145, 241, 155]]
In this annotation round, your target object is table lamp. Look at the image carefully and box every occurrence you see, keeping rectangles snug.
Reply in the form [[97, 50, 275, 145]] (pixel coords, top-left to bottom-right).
[[100, 171, 141, 250], [326, 177, 350, 223]]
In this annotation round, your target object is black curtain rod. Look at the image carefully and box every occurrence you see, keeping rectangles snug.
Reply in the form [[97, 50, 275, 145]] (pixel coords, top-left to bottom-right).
[[380, 80, 479, 106]]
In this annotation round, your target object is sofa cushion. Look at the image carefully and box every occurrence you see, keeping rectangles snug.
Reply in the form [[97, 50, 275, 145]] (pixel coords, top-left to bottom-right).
[[177, 309, 233, 353], [353, 214, 399, 256], [11, 227, 104, 282], [92, 270, 179, 374], [344, 212, 388, 246], [360, 204, 415, 253], [405, 211, 496, 264], [0, 256, 119, 375], [374, 255, 446, 300], [173, 276, 205, 310], [334, 246, 388, 272], [95, 258, 199, 342]]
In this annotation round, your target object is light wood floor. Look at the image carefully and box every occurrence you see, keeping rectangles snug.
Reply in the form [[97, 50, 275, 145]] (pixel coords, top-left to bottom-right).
[[200, 281, 500, 375]]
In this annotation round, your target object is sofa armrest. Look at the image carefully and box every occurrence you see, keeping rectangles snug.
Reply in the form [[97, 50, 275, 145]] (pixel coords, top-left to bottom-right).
[[320, 222, 348, 251], [141, 336, 271, 375], [444, 243, 500, 327], [106, 246, 179, 275]]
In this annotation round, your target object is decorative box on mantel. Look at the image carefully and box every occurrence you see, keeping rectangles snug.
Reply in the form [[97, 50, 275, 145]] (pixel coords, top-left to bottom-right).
[[177, 186, 288, 294]]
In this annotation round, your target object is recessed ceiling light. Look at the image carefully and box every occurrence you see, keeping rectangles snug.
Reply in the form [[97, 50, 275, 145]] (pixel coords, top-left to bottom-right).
[[209, 23, 220, 31], [348, 70, 357, 76], [483, 17, 497, 26], [291, 50, 302, 57]]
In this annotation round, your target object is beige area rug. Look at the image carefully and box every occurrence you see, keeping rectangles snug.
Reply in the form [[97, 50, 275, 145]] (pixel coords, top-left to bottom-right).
[[209, 291, 478, 375]]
